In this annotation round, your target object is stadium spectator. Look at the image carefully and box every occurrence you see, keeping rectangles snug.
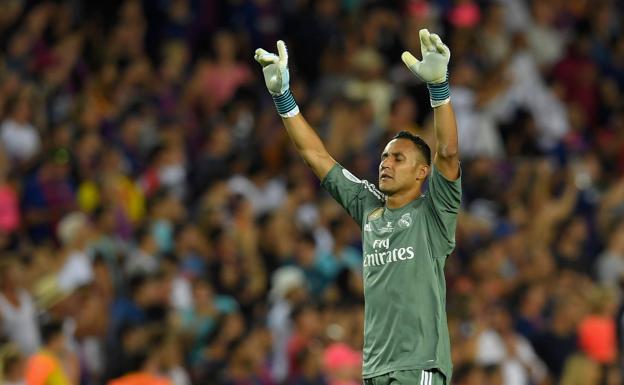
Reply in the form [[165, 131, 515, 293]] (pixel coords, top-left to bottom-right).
[[25, 319, 78, 385], [106, 334, 172, 385], [0, 257, 40, 355]]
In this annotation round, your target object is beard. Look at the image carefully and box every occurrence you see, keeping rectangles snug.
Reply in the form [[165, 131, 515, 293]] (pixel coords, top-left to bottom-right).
[[378, 181, 396, 195]]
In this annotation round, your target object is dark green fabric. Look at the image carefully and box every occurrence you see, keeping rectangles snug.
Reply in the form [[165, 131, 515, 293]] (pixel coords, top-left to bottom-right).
[[363, 369, 447, 385], [322, 164, 461, 381]]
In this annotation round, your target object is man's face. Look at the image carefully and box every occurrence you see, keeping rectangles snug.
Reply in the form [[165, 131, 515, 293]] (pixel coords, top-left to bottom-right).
[[378, 138, 428, 195]]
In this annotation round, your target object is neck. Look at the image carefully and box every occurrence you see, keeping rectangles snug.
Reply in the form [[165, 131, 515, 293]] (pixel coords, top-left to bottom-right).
[[385, 186, 423, 209]]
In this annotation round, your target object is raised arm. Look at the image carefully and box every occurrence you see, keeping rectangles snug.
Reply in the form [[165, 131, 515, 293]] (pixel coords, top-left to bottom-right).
[[432, 103, 459, 179], [402, 30, 460, 180], [254, 41, 336, 180], [281, 114, 336, 179]]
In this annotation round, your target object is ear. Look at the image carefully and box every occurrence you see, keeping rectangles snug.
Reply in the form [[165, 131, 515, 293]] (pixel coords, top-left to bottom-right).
[[415, 164, 430, 181]]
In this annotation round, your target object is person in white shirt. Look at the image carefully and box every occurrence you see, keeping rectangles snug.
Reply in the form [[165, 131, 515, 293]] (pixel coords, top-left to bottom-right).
[[56, 212, 94, 292], [0, 258, 40, 355], [0, 94, 41, 163], [475, 305, 548, 385]]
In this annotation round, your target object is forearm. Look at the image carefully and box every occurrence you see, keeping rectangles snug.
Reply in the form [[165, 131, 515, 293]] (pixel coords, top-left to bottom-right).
[[282, 114, 336, 180], [401, 29, 459, 178], [254, 41, 336, 179], [433, 103, 458, 159], [432, 102, 460, 179], [550, 181, 579, 221]]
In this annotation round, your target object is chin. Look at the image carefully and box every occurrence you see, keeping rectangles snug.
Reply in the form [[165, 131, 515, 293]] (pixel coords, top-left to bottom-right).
[[378, 182, 392, 194]]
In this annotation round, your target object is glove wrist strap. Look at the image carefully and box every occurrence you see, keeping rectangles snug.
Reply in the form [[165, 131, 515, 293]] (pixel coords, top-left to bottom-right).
[[272, 89, 300, 118], [427, 74, 451, 108]]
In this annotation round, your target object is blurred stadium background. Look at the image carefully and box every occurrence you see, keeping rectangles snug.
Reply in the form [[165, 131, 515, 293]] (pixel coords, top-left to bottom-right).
[[0, 0, 623, 384]]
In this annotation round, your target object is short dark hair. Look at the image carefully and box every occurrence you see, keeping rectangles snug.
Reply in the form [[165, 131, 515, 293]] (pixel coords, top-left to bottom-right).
[[41, 319, 64, 345], [391, 131, 431, 165]]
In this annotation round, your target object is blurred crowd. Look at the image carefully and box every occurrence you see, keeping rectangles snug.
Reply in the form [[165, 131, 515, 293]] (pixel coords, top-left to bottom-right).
[[0, 0, 624, 385]]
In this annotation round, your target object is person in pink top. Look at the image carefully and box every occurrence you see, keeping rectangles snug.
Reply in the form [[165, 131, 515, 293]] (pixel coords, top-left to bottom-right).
[[0, 150, 19, 234], [322, 343, 362, 385], [189, 30, 252, 115]]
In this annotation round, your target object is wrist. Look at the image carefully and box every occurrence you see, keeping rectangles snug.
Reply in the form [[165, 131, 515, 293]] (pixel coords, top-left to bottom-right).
[[427, 73, 450, 108], [272, 89, 300, 118]]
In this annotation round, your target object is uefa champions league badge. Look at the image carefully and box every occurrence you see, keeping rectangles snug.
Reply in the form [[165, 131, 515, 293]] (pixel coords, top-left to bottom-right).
[[368, 207, 384, 221], [342, 168, 362, 183], [398, 213, 412, 229]]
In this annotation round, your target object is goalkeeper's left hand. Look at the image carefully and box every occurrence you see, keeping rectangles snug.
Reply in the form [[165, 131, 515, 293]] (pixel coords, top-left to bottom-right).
[[254, 40, 300, 118], [402, 29, 451, 107], [254, 40, 290, 96]]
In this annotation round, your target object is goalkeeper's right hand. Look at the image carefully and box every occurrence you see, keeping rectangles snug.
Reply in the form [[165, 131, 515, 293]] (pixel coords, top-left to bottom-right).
[[254, 40, 300, 118]]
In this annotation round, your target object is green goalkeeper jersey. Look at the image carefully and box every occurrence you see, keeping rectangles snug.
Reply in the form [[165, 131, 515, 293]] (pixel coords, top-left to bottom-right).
[[321, 164, 461, 381]]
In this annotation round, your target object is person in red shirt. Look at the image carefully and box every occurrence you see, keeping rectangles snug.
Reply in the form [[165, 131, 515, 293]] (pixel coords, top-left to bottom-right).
[[286, 303, 323, 380], [577, 287, 618, 364]]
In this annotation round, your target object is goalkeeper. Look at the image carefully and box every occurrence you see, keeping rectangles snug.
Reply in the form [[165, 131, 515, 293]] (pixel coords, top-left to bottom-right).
[[255, 29, 461, 385]]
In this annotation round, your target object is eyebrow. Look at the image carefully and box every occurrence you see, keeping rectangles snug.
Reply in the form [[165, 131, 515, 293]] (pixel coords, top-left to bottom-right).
[[381, 151, 405, 159]]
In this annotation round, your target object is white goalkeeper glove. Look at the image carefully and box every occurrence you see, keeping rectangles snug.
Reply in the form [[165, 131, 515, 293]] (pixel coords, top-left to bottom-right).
[[254, 40, 300, 118], [401, 29, 451, 108]]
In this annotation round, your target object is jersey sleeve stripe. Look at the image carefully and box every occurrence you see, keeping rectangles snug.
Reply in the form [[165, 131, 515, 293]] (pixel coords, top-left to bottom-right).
[[362, 180, 385, 201]]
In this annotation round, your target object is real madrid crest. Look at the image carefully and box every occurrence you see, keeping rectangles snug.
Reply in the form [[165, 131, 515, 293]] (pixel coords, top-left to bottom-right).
[[398, 213, 412, 228]]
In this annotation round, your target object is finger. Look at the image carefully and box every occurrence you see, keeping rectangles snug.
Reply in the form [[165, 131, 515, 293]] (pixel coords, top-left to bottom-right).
[[277, 40, 288, 66], [401, 51, 420, 70], [254, 48, 264, 62], [255, 48, 269, 58], [439, 43, 450, 58], [254, 48, 278, 65], [419, 29, 434, 53], [430, 33, 445, 54]]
